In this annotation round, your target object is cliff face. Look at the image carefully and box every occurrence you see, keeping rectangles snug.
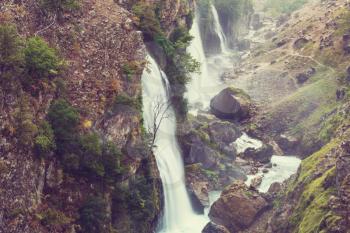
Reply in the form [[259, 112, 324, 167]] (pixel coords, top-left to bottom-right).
[[0, 0, 193, 232]]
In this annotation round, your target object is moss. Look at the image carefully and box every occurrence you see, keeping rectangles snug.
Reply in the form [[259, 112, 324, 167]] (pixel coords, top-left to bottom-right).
[[228, 86, 251, 100], [291, 167, 337, 233]]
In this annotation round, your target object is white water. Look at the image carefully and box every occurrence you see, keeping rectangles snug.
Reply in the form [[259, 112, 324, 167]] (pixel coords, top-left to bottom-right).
[[245, 155, 301, 192], [142, 55, 208, 233], [211, 4, 229, 54], [232, 133, 263, 154]]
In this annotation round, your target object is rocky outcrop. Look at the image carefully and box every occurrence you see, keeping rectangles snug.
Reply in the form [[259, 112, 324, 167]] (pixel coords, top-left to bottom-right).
[[208, 181, 269, 232], [202, 222, 230, 233], [241, 143, 274, 164], [210, 87, 251, 121]]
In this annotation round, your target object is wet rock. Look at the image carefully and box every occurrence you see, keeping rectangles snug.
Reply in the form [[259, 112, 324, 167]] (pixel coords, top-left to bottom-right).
[[209, 181, 269, 232], [202, 222, 230, 233], [210, 87, 251, 121], [250, 175, 263, 189], [188, 180, 210, 214], [268, 182, 282, 194], [188, 136, 220, 169], [242, 143, 274, 163], [276, 39, 288, 48]]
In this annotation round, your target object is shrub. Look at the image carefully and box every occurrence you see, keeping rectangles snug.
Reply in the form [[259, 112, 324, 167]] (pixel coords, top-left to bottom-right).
[[47, 99, 80, 154], [34, 121, 56, 158], [79, 196, 108, 233], [102, 142, 123, 183], [24, 37, 62, 80], [0, 23, 24, 83], [79, 132, 105, 178]]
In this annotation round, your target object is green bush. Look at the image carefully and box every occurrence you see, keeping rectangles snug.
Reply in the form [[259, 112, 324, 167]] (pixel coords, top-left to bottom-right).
[[34, 121, 56, 158], [48, 99, 80, 154], [102, 142, 123, 183], [79, 196, 108, 233], [24, 37, 62, 80], [0, 23, 24, 84], [80, 132, 105, 178]]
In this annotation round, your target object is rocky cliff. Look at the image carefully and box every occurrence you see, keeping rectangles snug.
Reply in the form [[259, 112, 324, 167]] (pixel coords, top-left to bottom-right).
[[0, 0, 194, 232]]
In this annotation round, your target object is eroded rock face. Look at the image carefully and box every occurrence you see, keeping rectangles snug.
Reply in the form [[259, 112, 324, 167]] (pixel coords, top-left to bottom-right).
[[209, 181, 269, 232], [210, 88, 251, 120]]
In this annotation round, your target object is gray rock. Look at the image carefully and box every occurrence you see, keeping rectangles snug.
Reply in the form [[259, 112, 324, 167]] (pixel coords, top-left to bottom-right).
[[210, 88, 250, 120], [242, 144, 274, 163], [202, 222, 230, 233]]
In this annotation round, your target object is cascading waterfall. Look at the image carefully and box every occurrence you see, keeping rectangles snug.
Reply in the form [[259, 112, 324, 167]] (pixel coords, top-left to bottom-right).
[[142, 54, 208, 233], [211, 3, 229, 54]]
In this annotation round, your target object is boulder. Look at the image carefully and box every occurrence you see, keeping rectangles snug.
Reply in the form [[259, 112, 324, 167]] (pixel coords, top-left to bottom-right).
[[210, 87, 251, 121], [188, 136, 220, 169], [188, 180, 210, 214], [209, 181, 269, 232], [202, 222, 230, 233], [295, 67, 316, 84], [242, 143, 274, 163]]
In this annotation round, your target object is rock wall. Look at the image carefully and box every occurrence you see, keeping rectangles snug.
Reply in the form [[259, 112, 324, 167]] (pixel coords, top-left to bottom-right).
[[0, 0, 194, 232]]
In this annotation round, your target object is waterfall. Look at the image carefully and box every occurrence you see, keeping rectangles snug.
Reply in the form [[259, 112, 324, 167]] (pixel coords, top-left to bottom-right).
[[186, 8, 222, 112], [211, 4, 229, 54], [142, 54, 208, 233]]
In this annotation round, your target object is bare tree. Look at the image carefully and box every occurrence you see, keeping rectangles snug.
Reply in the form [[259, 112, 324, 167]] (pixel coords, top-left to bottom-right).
[[147, 96, 172, 150]]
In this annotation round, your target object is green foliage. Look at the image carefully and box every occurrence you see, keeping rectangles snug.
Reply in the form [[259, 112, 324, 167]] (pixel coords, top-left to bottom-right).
[[48, 99, 80, 152], [111, 93, 142, 114], [132, 2, 163, 39], [102, 142, 123, 183], [24, 37, 62, 80], [80, 132, 105, 178], [40, 0, 79, 13], [0, 23, 24, 85], [39, 207, 72, 227], [34, 121, 56, 158], [79, 196, 108, 233]]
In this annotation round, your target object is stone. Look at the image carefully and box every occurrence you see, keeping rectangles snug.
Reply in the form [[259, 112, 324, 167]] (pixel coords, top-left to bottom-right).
[[210, 87, 251, 120], [202, 222, 230, 233], [276, 134, 299, 154], [251, 13, 262, 30], [209, 181, 269, 232], [242, 143, 274, 163]]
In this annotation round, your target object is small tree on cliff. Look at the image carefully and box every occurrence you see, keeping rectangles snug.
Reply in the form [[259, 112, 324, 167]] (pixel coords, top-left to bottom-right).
[[146, 96, 172, 150]]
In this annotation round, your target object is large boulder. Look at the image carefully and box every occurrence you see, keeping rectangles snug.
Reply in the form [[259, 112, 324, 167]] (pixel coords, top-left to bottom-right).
[[202, 222, 230, 233], [241, 143, 274, 163], [209, 181, 269, 232], [210, 87, 251, 121]]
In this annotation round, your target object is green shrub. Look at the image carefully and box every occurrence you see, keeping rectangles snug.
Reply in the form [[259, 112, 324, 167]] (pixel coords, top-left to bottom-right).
[[0, 23, 24, 84], [79, 196, 108, 233], [102, 142, 123, 183], [39, 207, 71, 227], [34, 121, 56, 158], [24, 37, 62, 80], [47, 99, 80, 154], [80, 132, 105, 178]]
